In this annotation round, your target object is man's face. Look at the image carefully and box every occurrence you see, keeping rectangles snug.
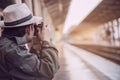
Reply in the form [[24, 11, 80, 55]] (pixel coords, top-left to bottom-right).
[[30, 24, 35, 37], [25, 24, 35, 42]]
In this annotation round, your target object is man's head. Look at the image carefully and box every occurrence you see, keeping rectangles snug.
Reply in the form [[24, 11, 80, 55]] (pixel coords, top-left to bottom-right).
[[0, 3, 42, 41]]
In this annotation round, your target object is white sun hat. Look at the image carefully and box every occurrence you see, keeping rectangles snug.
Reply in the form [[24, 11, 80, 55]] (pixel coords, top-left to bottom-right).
[[0, 3, 42, 28]]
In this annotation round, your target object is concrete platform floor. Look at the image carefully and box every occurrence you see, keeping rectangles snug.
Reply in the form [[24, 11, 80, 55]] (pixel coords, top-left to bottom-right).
[[52, 42, 120, 80]]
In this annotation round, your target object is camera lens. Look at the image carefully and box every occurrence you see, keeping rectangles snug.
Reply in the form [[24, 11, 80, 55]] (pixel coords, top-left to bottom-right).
[[33, 22, 43, 36]]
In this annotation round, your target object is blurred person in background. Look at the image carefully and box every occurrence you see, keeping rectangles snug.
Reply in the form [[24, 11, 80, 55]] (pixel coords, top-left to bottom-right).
[[0, 3, 59, 80]]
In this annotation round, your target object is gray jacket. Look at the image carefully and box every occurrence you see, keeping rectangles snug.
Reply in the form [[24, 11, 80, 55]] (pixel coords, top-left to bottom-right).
[[0, 36, 59, 80]]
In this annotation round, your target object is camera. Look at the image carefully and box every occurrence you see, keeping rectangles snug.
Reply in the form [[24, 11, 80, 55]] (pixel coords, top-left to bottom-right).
[[34, 22, 43, 36]]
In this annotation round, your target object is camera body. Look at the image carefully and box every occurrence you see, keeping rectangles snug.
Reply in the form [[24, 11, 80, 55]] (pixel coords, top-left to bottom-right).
[[34, 22, 43, 36]]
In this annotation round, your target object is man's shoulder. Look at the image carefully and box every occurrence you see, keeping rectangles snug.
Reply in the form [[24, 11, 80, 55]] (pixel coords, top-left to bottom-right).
[[0, 37, 18, 52], [0, 36, 16, 43], [0, 36, 23, 46], [0, 37, 12, 45], [0, 37, 29, 57]]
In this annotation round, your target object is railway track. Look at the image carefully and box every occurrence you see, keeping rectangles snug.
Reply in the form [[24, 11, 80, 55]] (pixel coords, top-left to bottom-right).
[[72, 44, 120, 65]]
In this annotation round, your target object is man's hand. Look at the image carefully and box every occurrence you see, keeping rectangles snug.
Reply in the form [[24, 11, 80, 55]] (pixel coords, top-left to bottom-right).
[[37, 24, 51, 42]]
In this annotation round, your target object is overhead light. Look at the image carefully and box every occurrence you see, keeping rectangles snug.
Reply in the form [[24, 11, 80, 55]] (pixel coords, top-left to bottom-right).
[[63, 0, 102, 34]]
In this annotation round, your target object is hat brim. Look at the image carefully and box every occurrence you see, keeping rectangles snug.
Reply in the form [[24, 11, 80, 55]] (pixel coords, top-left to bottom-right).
[[0, 16, 43, 28]]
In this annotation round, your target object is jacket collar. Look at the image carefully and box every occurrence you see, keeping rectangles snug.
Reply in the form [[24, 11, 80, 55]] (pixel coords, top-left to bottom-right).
[[14, 37, 28, 45], [2, 34, 28, 45]]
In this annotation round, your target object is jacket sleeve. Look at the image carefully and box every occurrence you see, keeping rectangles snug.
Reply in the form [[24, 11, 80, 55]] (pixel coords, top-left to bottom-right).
[[5, 41, 59, 80]]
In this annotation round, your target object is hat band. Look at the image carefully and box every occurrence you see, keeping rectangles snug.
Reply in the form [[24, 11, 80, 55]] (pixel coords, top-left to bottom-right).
[[4, 14, 32, 26]]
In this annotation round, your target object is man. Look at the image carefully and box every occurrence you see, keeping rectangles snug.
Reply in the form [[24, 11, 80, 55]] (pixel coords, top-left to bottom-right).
[[0, 24, 2, 36], [0, 3, 59, 80]]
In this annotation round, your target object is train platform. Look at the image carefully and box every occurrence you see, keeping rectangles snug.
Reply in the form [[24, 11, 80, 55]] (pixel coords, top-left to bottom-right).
[[53, 42, 120, 80]]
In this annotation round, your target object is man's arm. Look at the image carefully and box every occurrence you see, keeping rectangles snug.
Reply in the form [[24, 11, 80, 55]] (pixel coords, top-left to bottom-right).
[[5, 41, 59, 80]]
